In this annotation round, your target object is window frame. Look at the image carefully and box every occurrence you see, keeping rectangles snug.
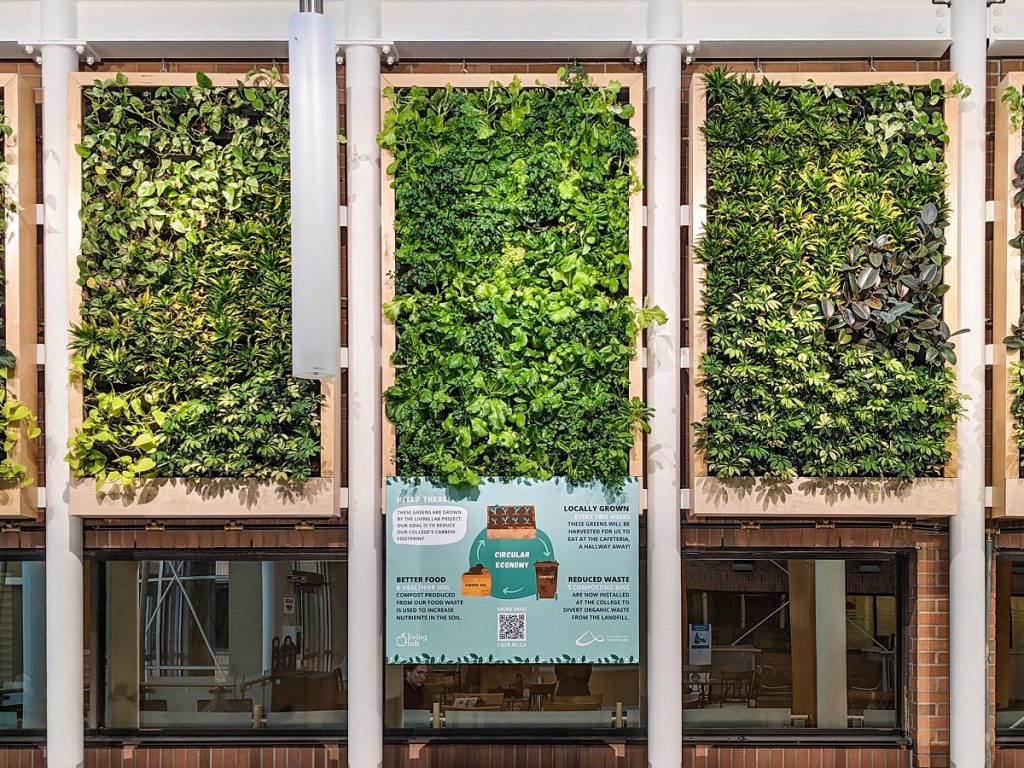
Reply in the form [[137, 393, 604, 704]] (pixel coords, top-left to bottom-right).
[[87, 548, 349, 739], [994, 550, 1024, 741], [682, 546, 911, 741], [0, 549, 46, 738]]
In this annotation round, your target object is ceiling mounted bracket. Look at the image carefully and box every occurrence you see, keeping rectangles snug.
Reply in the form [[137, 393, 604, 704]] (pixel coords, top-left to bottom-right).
[[631, 41, 700, 66], [336, 40, 398, 66], [19, 39, 102, 66]]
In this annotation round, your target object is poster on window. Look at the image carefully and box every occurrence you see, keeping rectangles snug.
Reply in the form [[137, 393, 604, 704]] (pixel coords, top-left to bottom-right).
[[688, 623, 712, 666], [385, 477, 639, 664]]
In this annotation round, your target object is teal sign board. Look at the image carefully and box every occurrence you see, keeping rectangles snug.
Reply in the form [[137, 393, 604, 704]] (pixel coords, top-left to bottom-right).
[[385, 477, 640, 664]]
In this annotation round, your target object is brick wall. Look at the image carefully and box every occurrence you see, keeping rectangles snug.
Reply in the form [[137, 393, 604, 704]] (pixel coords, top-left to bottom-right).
[[684, 745, 910, 768]]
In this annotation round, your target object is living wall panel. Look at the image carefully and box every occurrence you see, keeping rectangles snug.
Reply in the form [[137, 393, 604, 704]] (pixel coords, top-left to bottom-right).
[[67, 72, 337, 518], [689, 71, 960, 518], [0, 75, 39, 520], [995, 72, 1024, 517], [380, 71, 645, 483]]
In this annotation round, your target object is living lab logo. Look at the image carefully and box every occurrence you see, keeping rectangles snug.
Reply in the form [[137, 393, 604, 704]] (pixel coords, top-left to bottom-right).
[[575, 630, 629, 646], [394, 632, 429, 647]]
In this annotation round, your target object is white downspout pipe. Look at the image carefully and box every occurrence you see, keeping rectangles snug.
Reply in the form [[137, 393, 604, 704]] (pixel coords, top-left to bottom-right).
[[949, 1, 987, 767], [646, 0, 682, 765], [345, 0, 383, 765], [40, 0, 82, 763]]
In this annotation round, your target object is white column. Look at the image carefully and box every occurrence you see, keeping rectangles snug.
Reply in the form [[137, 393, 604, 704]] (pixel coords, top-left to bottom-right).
[[814, 561, 847, 729], [41, 0, 82, 760], [949, 1, 987, 767], [346, 0, 383, 764], [645, 0, 682, 764], [20, 561, 45, 728]]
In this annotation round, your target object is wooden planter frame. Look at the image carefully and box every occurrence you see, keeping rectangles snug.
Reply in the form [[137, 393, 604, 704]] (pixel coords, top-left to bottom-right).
[[688, 71, 960, 518], [0, 76, 39, 520], [380, 72, 645, 481], [994, 72, 1024, 517], [67, 72, 337, 518]]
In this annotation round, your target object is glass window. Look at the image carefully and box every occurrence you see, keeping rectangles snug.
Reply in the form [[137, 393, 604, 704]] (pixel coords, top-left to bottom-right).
[[683, 555, 902, 732], [101, 558, 346, 731], [384, 662, 641, 730], [0, 558, 45, 730]]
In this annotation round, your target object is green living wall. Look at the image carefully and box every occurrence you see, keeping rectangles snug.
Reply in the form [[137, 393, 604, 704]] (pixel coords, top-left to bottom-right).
[[1001, 88, 1024, 473], [380, 69, 661, 487], [68, 72, 321, 486], [695, 70, 961, 481], [0, 104, 39, 485]]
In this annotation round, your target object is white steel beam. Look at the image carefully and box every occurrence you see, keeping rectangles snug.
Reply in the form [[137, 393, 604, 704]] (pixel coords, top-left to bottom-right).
[[988, 1, 1024, 56], [0, 2, 40, 56], [685, 0, 951, 58], [646, 0, 682, 765], [949, 1, 988, 767], [345, 0, 383, 766], [3, 0, 953, 59], [41, 0, 84, 763]]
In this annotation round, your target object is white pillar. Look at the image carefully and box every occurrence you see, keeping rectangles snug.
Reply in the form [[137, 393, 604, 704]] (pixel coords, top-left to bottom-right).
[[645, 0, 682, 764], [814, 561, 847, 729], [41, 0, 82, 760], [20, 561, 45, 728], [346, 0, 383, 764], [949, 1, 987, 767]]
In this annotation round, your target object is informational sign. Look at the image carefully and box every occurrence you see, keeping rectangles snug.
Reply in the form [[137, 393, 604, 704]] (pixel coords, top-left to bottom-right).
[[386, 477, 639, 664], [688, 623, 712, 666]]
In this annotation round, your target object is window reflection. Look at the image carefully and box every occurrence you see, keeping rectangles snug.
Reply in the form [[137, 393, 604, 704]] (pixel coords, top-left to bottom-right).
[[104, 559, 347, 730], [683, 557, 900, 730], [385, 662, 641, 729]]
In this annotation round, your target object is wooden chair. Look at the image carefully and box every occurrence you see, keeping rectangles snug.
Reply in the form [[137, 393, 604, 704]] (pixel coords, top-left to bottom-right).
[[543, 695, 603, 712], [529, 682, 558, 710], [714, 670, 755, 707], [753, 665, 791, 707]]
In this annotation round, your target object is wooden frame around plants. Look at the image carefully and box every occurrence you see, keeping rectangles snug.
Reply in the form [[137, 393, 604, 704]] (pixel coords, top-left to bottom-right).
[[66, 72, 338, 518], [994, 73, 1024, 517], [0, 75, 39, 520], [688, 71, 960, 518], [379, 72, 646, 481]]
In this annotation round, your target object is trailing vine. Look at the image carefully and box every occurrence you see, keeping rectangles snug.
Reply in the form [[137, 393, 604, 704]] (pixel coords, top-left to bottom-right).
[[695, 70, 962, 481], [1002, 86, 1024, 473], [67, 71, 322, 487], [380, 68, 662, 487], [0, 105, 40, 486]]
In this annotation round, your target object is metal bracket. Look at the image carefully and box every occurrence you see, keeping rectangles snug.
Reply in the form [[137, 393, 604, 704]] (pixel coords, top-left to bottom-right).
[[19, 39, 102, 66], [631, 41, 700, 66], [337, 40, 398, 66]]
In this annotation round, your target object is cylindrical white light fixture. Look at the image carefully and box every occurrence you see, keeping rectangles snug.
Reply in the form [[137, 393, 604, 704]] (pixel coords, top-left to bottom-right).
[[289, 2, 340, 379]]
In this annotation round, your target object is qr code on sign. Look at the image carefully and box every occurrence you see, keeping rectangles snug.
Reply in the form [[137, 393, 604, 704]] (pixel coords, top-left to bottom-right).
[[497, 611, 526, 641]]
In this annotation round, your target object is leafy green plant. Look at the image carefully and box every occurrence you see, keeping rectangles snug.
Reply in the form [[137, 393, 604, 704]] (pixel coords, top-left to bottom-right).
[[380, 67, 661, 487], [67, 71, 322, 487], [0, 105, 40, 487], [695, 70, 961, 481], [1002, 90, 1024, 472], [1004, 85, 1024, 131]]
